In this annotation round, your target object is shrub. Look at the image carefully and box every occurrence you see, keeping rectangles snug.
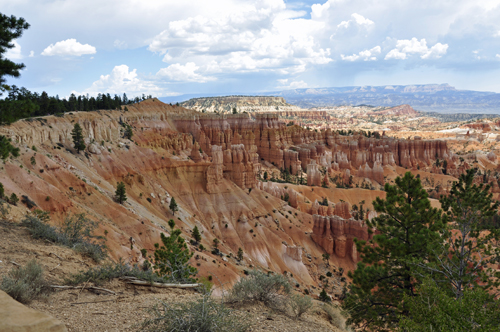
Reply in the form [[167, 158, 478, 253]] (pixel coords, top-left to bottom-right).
[[0, 199, 10, 219], [141, 295, 249, 332], [228, 270, 291, 306], [322, 304, 346, 329], [65, 259, 164, 286], [21, 213, 107, 262], [289, 294, 312, 318], [0, 260, 51, 304]]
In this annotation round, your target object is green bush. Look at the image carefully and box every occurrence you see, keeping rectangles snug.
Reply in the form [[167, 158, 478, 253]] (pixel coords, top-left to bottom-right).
[[228, 270, 291, 306], [141, 295, 249, 332], [65, 259, 165, 286], [21, 213, 107, 262], [0, 260, 51, 304]]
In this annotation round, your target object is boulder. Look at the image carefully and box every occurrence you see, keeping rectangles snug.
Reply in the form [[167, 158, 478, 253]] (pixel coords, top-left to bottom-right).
[[0, 290, 67, 332]]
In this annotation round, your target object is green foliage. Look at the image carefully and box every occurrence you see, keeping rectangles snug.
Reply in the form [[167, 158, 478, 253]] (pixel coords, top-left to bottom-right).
[[0, 182, 4, 198], [319, 288, 331, 303], [212, 238, 219, 249], [319, 197, 328, 206], [123, 123, 133, 139], [263, 171, 268, 180], [192, 226, 201, 243], [169, 197, 178, 215], [198, 276, 213, 294], [237, 247, 244, 261], [232, 107, 237, 114], [21, 213, 107, 262], [65, 259, 165, 286], [147, 220, 197, 282], [228, 270, 291, 305], [0, 260, 51, 304], [115, 181, 127, 204], [399, 278, 500, 331], [432, 168, 500, 298], [71, 123, 86, 152], [9, 193, 18, 205], [0, 135, 20, 160], [343, 172, 445, 331], [141, 295, 249, 332], [0, 13, 30, 94]]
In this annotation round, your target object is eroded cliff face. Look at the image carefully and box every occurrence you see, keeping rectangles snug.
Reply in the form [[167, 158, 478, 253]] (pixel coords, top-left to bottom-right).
[[0, 99, 456, 294]]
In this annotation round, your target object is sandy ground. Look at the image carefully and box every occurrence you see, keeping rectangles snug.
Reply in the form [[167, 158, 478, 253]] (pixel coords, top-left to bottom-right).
[[0, 219, 343, 332]]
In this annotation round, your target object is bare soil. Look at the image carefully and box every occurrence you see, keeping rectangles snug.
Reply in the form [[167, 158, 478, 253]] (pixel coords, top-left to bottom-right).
[[0, 219, 342, 332]]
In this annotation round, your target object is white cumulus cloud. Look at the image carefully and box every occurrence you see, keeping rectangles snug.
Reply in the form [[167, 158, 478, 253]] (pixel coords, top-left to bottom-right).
[[496, 54, 500, 59], [337, 13, 374, 29], [42, 39, 96, 57], [276, 79, 308, 89], [341, 46, 381, 61], [148, 1, 332, 76], [5, 41, 23, 60], [156, 63, 216, 83], [385, 38, 448, 60], [78, 65, 174, 97]]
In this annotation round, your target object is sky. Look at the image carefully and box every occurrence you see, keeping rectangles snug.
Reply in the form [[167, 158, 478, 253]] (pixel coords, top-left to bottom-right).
[[2, 0, 500, 99]]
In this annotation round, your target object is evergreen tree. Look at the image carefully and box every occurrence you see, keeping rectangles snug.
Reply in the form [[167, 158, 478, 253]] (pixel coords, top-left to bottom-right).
[[319, 288, 331, 302], [115, 182, 127, 204], [0, 182, 4, 199], [342, 172, 445, 331], [0, 13, 30, 94], [71, 123, 86, 152], [400, 278, 500, 331], [237, 247, 244, 261], [148, 219, 197, 282], [169, 197, 178, 215], [9, 193, 18, 205], [0, 135, 19, 160], [124, 124, 133, 139], [428, 168, 500, 298], [192, 226, 201, 243]]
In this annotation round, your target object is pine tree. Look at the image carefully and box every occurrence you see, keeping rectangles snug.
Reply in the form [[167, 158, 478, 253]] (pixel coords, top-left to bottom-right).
[[237, 247, 244, 261], [115, 182, 127, 204], [342, 172, 445, 331], [148, 219, 197, 282], [429, 168, 500, 298], [124, 124, 133, 139], [71, 123, 85, 152], [0, 182, 4, 199], [0, 14, 30, 94], [0, 135, 19, 160], [192, 226, 201, 243], [9, 193, 18, 206], [169, 197, 178, 215], [319, 288, 331, 302]]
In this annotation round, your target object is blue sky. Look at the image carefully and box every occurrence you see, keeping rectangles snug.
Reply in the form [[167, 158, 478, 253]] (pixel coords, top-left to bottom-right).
[[2, 0, 500, 98]]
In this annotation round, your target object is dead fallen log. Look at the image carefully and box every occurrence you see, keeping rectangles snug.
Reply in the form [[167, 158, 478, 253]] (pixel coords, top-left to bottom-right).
[[126, 280, 200, 288], [50, 285, 116, 295]]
